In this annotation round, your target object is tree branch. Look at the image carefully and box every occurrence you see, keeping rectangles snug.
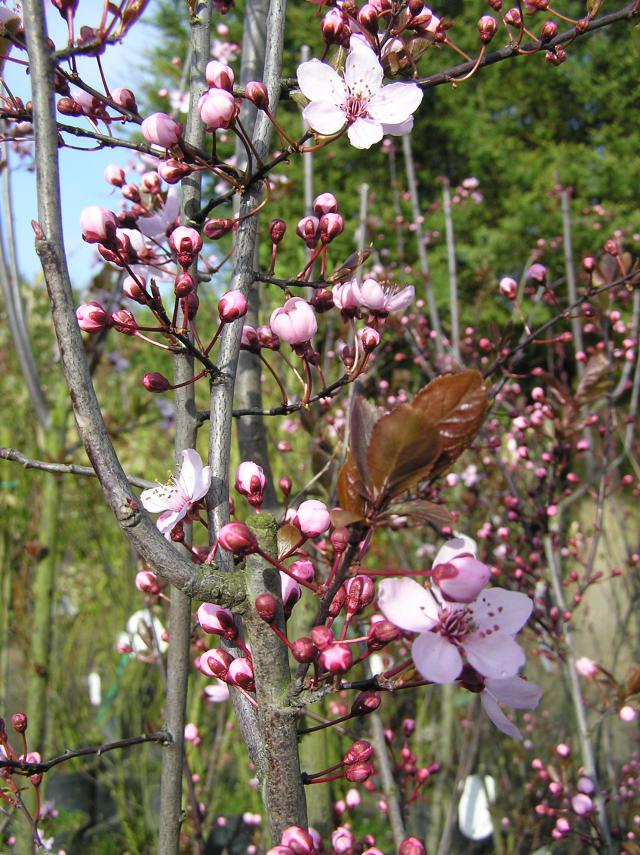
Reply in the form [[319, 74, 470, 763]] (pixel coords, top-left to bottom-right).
[[21, 0, 245, 610], [0, 447, 155, 490]]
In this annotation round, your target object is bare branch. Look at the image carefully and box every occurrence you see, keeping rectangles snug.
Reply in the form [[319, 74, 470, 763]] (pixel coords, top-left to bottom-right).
[[0, 447, 155, 489]]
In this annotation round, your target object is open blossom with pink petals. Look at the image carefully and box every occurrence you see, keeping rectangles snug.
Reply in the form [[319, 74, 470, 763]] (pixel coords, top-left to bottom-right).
[[352, 278, 415, 315], [140, 449, 211, 538], [378, 575, 533, 685], [297, 35, 423, 149]]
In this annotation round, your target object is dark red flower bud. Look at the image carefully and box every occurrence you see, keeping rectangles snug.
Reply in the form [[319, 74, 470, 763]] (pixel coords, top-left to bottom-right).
[[310, 625, 334, 650], [11, 712, 27, 733], [204, 217, 234, 240], [477, 14, 497, 42], [345, 762, 374, 783], [202, 648, 234, 679], [540, 19, 558, 42], [270, 218, 287, 244], [174, 272, 195, 297], [143, 372, 172, 393], [504, 6, 522, 25], [319, 212, 344, 244], [121, 183, 141, 203], [218, 522, 258, 555], [329, 585, 347, 617], [345, 575, 375, 615], [256, 592, 278, 623], [343, 739, 374, 765], [367, 618, 401, 650], [351, 691, 381, 716], [330, 527, 349, 554], [292, 637, 317, 663], [111, 309, 138, 335], [57, 97, 83, 116], [310, 288, 334, 313], [187, 291, 199, 320], [604, 239, 619, 256]]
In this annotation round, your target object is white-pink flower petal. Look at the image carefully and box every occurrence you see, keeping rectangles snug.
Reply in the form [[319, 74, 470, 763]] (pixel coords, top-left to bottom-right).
[[465, 633, 526, 680], [433, 534, 477, 567], [480, 690, 523, 739], [378, 577, 439, 633], [412, 632, 463, 683], [297, 58, 346, 104], [471, 588, 532, 635], [347, 117, 383, 150], [484, 676, 542, 710], [368, 82, 423, 125], [302, 101, 346, 137]]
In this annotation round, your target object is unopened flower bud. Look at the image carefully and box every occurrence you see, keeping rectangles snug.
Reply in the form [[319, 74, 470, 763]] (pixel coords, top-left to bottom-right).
[[321, 8, 351, 46], [57, 96, 83, 116], [80, 206, 119, 245], [218, 521, 258, 555], [319, 642, 352, 674], [111, 309, 138, 335], [111, 87, 138, 112], [241, 325, 260, 352], [311, 625, 334, 650], [205, 60, 235, 91], [270, 218, 287, 244], [199, 88, 238, 131], [351, 691, 381, 715], [255, 592, 278, 623], [311, 288, 334, 313], [504, 6, 522, 25], [293, 499, 330, 537], [174, 271, 195, 297], [367, 618, 400, 649], [235, 461, 267, 509], [359, 326, 381, 352], [218, 289, 248, 322], [257, 325, 280, 350], [313, 192, 339, 216], [245, 80, 269, 110], [292, 636, 317, 662], [169, 226, 203, 267], [477, 15, 497, 42], [279, 477, 292, 497], [604, 239, 618, 256], [319, 212, 344, 244], [200, 648, 233, 679], [344, 762, 374, 783], [204, 217, 235, 240], [296, 215, 320, 247], [343, 739, 374, 765], [399, 838, 426, 855], [228, 657, 255, 690], [141, 112, 182, 147], [142, 372, 171, 393], [157, 159, 193, 184], [11, 712, 27, 733], [540, 19, 558, 42], [104, 164, 126, 187], [141, 171, 162, 194], [76, 301, 110, 332], [499, 276, 518, 299], [358, 4, 379, 33], [187, 291, 199, 320], [345, 575, 375, 614], [198, 602, 237, 639], [527, 263, 547, 283], [135, 569, 162, 594], [281, 826, 314, 855]]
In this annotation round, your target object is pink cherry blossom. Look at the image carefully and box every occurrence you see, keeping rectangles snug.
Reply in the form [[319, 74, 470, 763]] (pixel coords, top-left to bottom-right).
[[235, 461, 267, 508], [297, 35, 423, 149], [351, 278, 415, 315], [480, 674, 542, 739], [140, 449, 211, 538], [378, 577, 532, 684], [270, 298, 318, 345]]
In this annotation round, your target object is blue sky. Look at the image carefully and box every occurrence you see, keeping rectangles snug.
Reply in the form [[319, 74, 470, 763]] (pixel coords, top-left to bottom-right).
[[7, 0, 151, 288]]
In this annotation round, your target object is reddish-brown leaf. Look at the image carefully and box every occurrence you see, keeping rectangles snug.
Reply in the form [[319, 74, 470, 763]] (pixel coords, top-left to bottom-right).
[[385, 500, 454, 530], [350, 396, 382, 483], [367, 404, 441, 499], [330, 509, 365, 528], [337, 452, 368, 516], [411, 370, 488, 480]]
